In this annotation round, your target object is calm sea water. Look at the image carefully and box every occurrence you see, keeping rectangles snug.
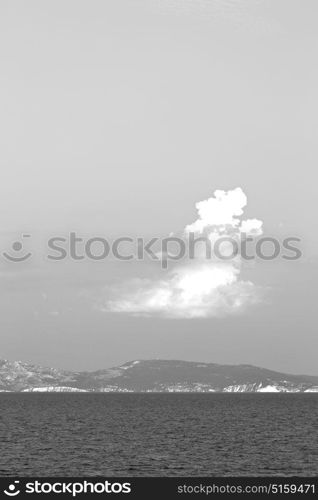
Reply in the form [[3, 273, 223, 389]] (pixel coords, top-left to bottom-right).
[[0, 394, 317, 476]]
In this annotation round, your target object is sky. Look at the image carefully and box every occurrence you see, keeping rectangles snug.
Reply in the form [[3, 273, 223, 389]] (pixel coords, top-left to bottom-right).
[[0, 0, 317, 373]]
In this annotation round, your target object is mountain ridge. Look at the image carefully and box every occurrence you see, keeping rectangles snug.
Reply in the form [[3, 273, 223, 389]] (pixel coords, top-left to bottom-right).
[[1, 358, 318, 393]]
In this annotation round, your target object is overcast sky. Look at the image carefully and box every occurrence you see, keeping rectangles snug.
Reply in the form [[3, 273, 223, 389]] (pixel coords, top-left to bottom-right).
[[0, 0, 317, 373]]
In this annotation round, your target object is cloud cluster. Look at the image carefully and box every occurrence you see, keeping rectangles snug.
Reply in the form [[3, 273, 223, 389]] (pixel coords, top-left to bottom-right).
[[102, 187, 263, 318], [185, 187, 262, 236]]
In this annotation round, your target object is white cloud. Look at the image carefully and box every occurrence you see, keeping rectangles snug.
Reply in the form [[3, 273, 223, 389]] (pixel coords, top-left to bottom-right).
[[185, 187, 247, 232], [102, 187, 263, 318], [239, 218, 263, 236], [104, 264, 259, 318]]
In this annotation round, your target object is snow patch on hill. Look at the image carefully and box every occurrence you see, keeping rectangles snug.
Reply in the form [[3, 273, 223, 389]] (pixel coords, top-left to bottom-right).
[[23, 387, 88, 393]]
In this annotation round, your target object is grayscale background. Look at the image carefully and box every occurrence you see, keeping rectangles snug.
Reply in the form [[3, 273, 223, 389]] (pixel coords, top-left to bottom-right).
[[0, 0, 317, 373], [1, 0, 318, 481]]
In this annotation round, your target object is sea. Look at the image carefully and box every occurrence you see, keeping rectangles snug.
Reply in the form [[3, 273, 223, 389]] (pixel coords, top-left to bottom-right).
[[0, 393, 317, 476]]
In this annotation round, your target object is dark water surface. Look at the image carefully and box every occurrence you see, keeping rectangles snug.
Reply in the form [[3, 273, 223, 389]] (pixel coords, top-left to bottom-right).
[[0, 394, 317, 476]]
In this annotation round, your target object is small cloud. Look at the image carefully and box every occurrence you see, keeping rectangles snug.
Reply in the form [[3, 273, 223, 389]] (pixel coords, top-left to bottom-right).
[[239, 218, 263, 236]]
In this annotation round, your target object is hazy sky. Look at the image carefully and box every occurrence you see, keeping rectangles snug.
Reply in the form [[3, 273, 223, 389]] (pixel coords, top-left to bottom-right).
[[0, 0, 317, 373]]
